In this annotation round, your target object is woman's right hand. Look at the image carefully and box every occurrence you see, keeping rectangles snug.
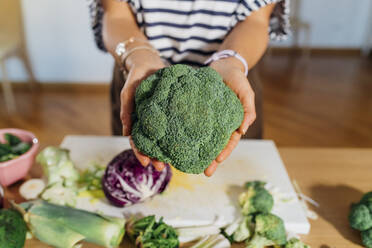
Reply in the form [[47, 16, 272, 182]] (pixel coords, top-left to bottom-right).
[[120, 49, 166, 170]]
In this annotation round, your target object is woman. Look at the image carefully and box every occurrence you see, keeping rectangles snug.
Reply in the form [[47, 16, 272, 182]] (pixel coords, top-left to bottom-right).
[[89, 0, 289, 176]]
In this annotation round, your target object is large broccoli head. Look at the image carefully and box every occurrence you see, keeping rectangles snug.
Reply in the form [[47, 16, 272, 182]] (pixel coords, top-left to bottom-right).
[[246, 213, 287, 248], [239, 181, 274, 215], [131, 64, 244, 174]]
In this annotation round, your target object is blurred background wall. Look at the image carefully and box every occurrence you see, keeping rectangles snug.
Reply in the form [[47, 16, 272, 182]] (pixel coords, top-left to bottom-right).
[[0, 0, 371, 83]]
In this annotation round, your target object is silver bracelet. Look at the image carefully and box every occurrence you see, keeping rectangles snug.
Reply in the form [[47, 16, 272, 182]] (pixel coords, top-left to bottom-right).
[[120, 46, 160, 66], [204, 49, 249, 76]]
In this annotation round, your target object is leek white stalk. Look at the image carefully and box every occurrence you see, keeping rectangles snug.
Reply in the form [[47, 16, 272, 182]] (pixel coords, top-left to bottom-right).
[[14, 200, 125, 248]]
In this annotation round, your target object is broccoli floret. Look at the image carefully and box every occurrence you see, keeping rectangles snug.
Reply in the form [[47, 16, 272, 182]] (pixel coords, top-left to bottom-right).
[[246, 213, 287, 248], [131, 64, 244, 174], [239, 181, 274, 215], [362, 228, 372, 248], [349, 203, 372, 231], [349, 192, 372, 247], [349, 192, 372, 232], [284, 238, 310, 248]]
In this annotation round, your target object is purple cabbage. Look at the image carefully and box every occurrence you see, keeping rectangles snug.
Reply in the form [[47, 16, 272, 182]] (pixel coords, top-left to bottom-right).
[[102, 149, 172, 207]]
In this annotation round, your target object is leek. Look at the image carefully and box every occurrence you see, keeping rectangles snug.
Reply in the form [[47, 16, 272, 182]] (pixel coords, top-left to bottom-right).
[[14, 200, 125, 248]]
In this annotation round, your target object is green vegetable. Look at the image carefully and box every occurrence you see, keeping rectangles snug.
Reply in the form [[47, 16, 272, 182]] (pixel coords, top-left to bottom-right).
[[245, 213, 287, 248], [0, 209, 27, 248], [41, 182, 78, 207], [131, 64, 244, 174], [36, 146, 80, 187], [11, 142, 32, 155], [232, 216, 254, 242], [126, 215, 179, 248], [362, 228, 372, 248], [349, 192, 372, 231], [15, 200, 125, 248], [239, 181, 274, 215], [284, 238, 311, 248], [349, 203, 372, 231], [0, 133, 31, 162], [4, 133, 22, 146], [78, 163, 105, 191], [349, 192, 372, 248]]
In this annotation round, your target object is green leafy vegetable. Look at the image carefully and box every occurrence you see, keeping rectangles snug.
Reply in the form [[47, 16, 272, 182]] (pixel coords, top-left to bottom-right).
[[0, 209, 27, 248], [126, 215, 179, 248], [131, 64, 244, 174], [4, 133, 22, 146], [0, 133, 31, 162]]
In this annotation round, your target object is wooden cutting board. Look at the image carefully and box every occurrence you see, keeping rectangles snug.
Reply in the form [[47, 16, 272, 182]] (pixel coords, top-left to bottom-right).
[[61, 136, 310, 235]]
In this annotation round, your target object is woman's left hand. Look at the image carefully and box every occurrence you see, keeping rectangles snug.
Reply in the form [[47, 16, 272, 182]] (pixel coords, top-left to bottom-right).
[[204, 57, 257, 176]]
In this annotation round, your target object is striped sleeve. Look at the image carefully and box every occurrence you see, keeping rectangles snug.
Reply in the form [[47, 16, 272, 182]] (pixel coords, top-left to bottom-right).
[[234, 0, 290, 40], [87, 0, 141, 52]]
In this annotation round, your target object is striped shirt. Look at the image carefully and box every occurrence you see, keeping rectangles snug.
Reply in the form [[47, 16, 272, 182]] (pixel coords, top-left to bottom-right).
[[88, 0, 289, 66]]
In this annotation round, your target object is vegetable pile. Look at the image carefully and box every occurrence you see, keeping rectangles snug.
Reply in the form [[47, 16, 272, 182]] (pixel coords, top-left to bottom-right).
[[131, 64, 244, 174], [10, 145, 312, 248], [223, 181, 310, 248], [0, 133, 31, 162], [102, 149, 172, 207], [349, 192, 372, 248]]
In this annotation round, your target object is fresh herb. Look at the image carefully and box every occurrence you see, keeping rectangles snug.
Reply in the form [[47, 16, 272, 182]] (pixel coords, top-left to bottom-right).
[[0, 133, 31, 162], [126, 215, 179, 248]]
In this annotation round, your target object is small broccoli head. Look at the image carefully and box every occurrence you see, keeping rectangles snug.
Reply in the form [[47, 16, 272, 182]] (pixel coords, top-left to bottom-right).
[[362, 228, 372, 248], [349, 203, 372, 231], [246, 213, 287, 248], [284, 238, 310, 248], [132, 64, 244, 174], [239, 181, 274, 215]]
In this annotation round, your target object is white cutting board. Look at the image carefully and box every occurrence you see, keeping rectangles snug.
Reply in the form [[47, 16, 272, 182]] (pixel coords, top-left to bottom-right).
[[61, 136, 310, 234]]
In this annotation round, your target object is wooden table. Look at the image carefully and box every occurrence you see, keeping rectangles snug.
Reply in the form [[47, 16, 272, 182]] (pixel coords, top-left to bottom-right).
[[5, 148, 372, 248]]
